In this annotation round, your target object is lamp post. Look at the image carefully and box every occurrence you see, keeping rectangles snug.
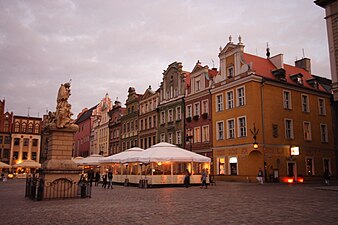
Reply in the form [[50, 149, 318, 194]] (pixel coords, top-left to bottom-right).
[[250, 123, 259, 150]]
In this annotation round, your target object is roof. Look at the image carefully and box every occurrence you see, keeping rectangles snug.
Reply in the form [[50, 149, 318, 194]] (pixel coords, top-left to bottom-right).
[[243, 53, 327, 93], [75, 104, 97, 124]]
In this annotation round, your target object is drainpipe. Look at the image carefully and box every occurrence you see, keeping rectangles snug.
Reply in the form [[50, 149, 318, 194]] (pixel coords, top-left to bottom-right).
[[260, 78, 266, 181]]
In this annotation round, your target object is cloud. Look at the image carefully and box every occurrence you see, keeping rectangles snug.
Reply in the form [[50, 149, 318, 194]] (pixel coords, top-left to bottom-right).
[[0, 0, 330, 117]]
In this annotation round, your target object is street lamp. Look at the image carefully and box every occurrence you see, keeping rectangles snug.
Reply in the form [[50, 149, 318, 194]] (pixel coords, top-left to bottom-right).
[[250, 123, 259, 150]]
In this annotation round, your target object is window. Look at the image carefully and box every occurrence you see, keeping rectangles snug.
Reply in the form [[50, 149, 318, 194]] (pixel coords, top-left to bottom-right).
[[23, 152, 28, 160], [3, 121, 9, 132], [23, 138, 29, 146], [186, 105, 192, 118], [144, 118, 148, 129], [140, 120, 144, 131], [22, 122, 27, 132], [216, 94, 223, 112], [161, 111, 165, 124], [306, 157, 314, 175], [15, 122, 20, 132], [168, 133, 173, 144], [168, 109, 173, 122], [272, 124, 278, 138], [228, 66, 234, 78], [176, 107, 181, 120], [226, 90, 234, 109], [4, 136, 10, 144], [14, 138, 20, 145], [318, 98, 326, 115], [229, 157, 238, 175], [323, 158, 331, 172], [202, 100, 208, 114], [236, 87, 245, 107], [194, 127, 201, 143], [153, 116, 156, 128], [285, 119, 294, 139], [176, 131, 181, 145], [218, 158, 225, 175], [160, 133, 165, 142], [303, 121, 312, 141], [227, 119, 235, 139], [28, 123, 33, 133], [194, 102, 200, 116], [202, 125, 209, 142], [301, 94, 309, 112], [320, 124, 328, 143], [31, 152, 37, 160], [149, 116, 152, 128], [283, 90, 292, 109], [216, 121, 224, 140], [195, 79, 200, 92], [237, 117, 247, 137], [13, 151, 19, 160]]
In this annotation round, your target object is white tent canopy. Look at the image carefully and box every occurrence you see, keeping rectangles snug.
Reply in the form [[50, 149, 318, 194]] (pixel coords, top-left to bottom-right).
[[75, 154, 105, 166], [12, 159, 41, 168], [124, 142, 211, 163], [0, 161, 12, 169], [100, 147, 144, 164]]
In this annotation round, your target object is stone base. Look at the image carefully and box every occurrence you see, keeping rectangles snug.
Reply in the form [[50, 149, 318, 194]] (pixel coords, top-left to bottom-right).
[[42, 159, 80, 171]]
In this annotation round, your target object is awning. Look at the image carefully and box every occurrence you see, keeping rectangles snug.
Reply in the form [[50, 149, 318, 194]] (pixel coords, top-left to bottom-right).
[[13, 159, 41, 168], [0, 161, 12, 169], [99, 147, 144, 164]]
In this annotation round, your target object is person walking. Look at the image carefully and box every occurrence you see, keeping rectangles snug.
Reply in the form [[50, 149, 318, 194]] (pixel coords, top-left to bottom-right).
[[324, 169, 331, 185], [184, 169, 191, 188], [107, 169, 113, 189], [102, 174, 107, 188], [200, 168, 208, 189], [95, 171, 100, 187], [257, 168, 264, 184]]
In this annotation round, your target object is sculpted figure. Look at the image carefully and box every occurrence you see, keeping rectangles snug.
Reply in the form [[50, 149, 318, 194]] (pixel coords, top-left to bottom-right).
[[53, 82, 75, 128]]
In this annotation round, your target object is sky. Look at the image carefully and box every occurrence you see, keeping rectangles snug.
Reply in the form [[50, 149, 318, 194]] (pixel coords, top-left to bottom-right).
[[0, 0, 330, 118]]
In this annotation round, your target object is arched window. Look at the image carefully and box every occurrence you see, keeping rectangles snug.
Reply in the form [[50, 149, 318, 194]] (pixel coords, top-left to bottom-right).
[[34, 123, 40, 134], [22, 122, 27, 133], [15, 122, 20, 132], [28, 123, 33, 133]]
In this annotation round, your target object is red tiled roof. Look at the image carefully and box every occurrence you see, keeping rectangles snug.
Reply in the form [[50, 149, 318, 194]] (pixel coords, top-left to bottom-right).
[[243, 53, 327, 92]]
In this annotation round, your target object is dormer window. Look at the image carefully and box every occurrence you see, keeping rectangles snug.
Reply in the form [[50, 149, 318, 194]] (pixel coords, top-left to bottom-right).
[[227, 66, 234, 78], [272, 68, 286, 81], [307, 78, 319, 89], [290, 73, 304, 85], [195, 79, 200, 92]]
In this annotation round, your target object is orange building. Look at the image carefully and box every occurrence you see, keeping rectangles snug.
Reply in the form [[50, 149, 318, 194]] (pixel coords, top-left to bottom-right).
[[212, 38, 336, 182]]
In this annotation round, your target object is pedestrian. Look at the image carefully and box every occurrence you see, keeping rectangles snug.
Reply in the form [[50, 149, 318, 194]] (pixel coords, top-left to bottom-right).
[[324, 169, 331, 185], [1, 172, 5, 182], [95, 171, 100, 186], [200, 168, 208, 189], [87, 169, 94, 187], [256, 168, 264, 184], [107, 169, 113, 189], [184, 169, 191, 188], [102, 174, 107, 188]]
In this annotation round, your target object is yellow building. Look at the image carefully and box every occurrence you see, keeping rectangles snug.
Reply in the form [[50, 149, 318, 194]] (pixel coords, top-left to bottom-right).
[[212, 38, 336, 182]]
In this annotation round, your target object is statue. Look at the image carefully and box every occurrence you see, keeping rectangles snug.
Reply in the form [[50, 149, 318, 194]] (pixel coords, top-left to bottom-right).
[[46, 82, 76, 129]]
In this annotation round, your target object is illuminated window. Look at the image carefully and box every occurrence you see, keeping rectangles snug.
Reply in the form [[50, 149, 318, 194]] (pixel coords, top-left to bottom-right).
[[218, 158, 225, 175], [306, 157, 314, 175], [194, 127, 201, 143], [202, 125, 209, 142], [229, 157, 238, 175]]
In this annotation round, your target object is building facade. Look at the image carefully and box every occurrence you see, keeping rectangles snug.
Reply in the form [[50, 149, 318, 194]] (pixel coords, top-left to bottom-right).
[[74, 105, 96, 157], [91, 93, 112, 156], [138, 86, 159, 149], [0, 100, 13, 164], [211, 38, 336, 182], [10, 115, 42, 171], [108, 99, 125, 155], [185, 61, 217, 163], [121, 87, 142, 150], [158, 62, 187, 148]]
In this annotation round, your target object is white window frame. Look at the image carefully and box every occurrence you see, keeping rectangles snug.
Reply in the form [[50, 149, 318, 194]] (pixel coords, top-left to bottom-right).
[[318, 98, 326, 116], [216, 94, 224, 112], [160, 133, 165, 142], [168, 132, 173, 144], [186, 104, 192, 118], [320, 123, 328, 143], [176, 106, 181, 121], [194, 102, 200, 116], [301, 94, 310, 113], [194, 126, 201, 143], [283, 90, 292, 110], [284, 118, 294, 139], [237, 116, 247, 138], [305, 157, 315, 175], [227, 118, 235, 139], [226, 90, 234, 109], [236, 86, 245, 107], [195, 78, 201, 92], [202, 125, 209, 142], [160, 111, 165, 124], [227, 66, 234, 78], [202, 100, 209, 114], [216, 121, 224, 140], [303, 121, 312, 141], [168, 109, 173, 122], [176, 130, 181, 144]]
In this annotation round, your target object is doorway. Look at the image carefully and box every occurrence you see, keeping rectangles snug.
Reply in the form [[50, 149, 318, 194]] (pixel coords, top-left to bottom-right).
[[287, 162, 297, 180]]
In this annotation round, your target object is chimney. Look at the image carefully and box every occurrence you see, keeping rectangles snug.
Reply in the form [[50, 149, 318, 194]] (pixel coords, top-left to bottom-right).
[[269, 54, 284, 69], [295, 58, 311, 73]]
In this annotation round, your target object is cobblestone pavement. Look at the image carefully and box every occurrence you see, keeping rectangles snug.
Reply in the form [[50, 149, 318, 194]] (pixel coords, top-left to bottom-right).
[[1, 179, 338, 225]]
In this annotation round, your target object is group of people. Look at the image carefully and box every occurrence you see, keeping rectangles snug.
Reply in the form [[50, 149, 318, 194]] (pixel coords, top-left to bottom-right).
[[85, 169, 114, 189], [184, 168, 208, 188]]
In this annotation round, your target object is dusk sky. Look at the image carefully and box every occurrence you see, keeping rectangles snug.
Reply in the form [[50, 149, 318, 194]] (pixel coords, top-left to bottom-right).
[[0, 0, 330, 118]]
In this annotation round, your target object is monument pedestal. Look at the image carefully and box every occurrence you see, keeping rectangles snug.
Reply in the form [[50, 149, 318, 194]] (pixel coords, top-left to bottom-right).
[[39, 126, 83, 199]]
